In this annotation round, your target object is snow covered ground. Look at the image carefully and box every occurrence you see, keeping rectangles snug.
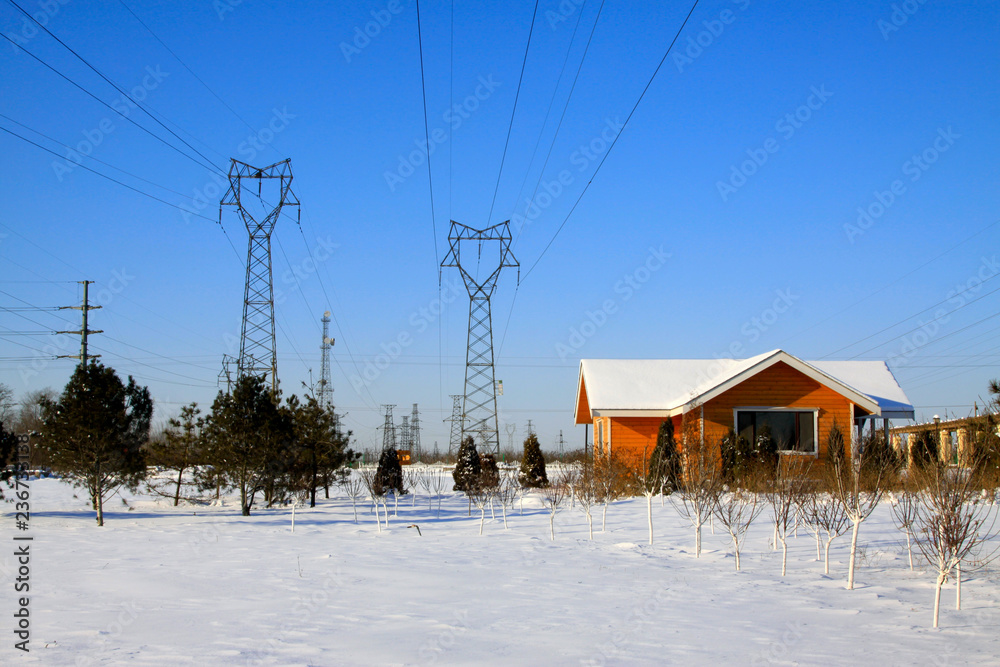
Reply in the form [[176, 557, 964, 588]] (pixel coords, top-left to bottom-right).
[[4, 468, 999, 666]]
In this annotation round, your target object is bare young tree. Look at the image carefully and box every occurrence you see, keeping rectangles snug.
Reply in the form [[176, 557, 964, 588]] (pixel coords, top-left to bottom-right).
[[829, 423, 894, 590], [542, 477, 569, 541], [802, 486, 850, 575], [358, 466, 388, 532], [496, 470, 520, 529], [573, 460, 600, 540], [428, 468, 448, 515], [670, 406, 720, 557], [888, 476, 920, 571], [711, 469, 766, 572], [593, 451, 628, 533], [339, 470, 366, 524], [765, 458, 811, 576], [912, 460, 999, 627]]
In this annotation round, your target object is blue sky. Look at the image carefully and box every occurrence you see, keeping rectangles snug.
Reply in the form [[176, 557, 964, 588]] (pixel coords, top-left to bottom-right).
[[1, 0, 998, 453]]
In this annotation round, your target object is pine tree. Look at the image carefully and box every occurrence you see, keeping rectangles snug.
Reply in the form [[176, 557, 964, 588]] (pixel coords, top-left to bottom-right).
[[202, 375, 292, 516], [375, 446, 406, 496], [518, 433, 548, 488], [40, 363, 152, 526], [910, 429, 938, 470], [452, 436, 481, 492], [146, 402, 203, 506], [648, 419, 681, 494], [480, 453, 500, 490]]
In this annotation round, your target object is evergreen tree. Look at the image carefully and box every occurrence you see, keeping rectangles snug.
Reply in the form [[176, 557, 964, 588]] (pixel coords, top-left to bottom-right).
[[720, 428, 753, 484], [480, 453, 500, 490], [40, 363, 152, 526], [452, 436, 481, 492], [518, 433, 548, 488], [286, 395, 356, 507], [648, 419, 681, 494], [860, 429, 901, 479], [202, 375, 292, 516], [754, 424, 779, 478], [910, 429, 938, 470], [375, 446, 406, 496], [826, 420, 846, 464], [146, 403, 203, 506]]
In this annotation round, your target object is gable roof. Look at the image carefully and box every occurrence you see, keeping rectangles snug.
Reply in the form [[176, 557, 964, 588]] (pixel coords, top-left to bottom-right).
[[575, 350, 915, 423]]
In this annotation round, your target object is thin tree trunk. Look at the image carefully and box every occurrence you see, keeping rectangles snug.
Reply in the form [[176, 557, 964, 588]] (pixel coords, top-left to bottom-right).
[[956, 562, 962, 610], [905, 528, 913, 571], [479, 507, 485, 535], [847, 518, 860, 590], [550, 512, 556, 541], [781, 537, 788, 577], [352, 498, 358, 524], [733, 534, 741, 571], [501, 503, 508, 529], [933, 572, 944, 628], [174, 467, 184, 506], [824, 537, 834, 575], [647, 493, 654, 546], [602, 502, 609, 532], [695, 506, 702, 557], [587, 511, 593, 540], [773, 523, 778, 551], [95, 474, 104, 526]]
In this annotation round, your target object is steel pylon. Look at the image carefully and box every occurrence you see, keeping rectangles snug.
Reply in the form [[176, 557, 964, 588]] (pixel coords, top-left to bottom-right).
[[220, 158, 299, 395], [441, 221, 518, 456], [318, 311, 334, 410]]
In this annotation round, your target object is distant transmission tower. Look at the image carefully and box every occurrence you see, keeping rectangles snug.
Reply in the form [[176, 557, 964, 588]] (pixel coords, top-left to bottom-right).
[[441, 221, 518, 456], [381, 405, 396, 450], [318, 311, 335, 410], [505, 423, 516, 451], [220, 158, 299, 395], [445, 394, 463, 456], [558, 430, 565, 456], [399, 416, 410, 451], [410, 404, 421, 462]]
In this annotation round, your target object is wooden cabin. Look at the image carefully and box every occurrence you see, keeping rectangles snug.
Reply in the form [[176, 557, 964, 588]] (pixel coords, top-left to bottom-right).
[[574, 349, 915, 469]]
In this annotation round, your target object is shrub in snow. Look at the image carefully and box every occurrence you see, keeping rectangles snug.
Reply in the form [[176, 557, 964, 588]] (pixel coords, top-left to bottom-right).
[[452, 436, 481, 492], [518, 433, 548, 488], [648, 419, 681, 495]]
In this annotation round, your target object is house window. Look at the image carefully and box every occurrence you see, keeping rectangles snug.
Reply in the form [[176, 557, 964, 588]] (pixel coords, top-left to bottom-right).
[[736, 410, 816, 454]]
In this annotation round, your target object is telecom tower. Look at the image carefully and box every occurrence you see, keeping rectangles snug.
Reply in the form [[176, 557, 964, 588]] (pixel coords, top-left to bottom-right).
[[445, 394, 463, 456], [318, 311, 335, 410], [441, 221, 518, 456], [381, 405, 396, 450], [220, 158, 299, 395], [409, 404, 421, 462]]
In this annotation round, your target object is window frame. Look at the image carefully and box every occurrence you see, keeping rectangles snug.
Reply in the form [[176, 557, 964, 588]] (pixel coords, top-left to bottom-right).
[[732, 407, 819, 457]]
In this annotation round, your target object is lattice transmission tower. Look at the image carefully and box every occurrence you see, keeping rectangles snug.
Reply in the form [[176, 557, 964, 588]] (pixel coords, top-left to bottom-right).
[[445, 394, 463, 456], [220, 158, 299, 395], [381, 404, 396, 451], [318, 311, 335, 410], [441, 221, 518, 456], [409, 403, 421, 462]]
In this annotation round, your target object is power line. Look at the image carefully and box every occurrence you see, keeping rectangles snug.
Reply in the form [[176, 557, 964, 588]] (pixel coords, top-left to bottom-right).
[[414, 0, 440, 272], [486, 0, 541, 226], [6, 0, 221, 173]]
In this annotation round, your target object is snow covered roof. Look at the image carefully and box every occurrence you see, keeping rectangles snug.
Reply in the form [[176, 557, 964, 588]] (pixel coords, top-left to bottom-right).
[[575, 349, 915, 422]]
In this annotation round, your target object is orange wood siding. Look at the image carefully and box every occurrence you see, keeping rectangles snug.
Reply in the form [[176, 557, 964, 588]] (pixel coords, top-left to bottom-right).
[[608, 417, 663, 469], [702, 361, 854, 462]]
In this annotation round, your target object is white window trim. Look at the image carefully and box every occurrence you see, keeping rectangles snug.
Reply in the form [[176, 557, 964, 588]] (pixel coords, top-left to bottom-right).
[[732, 407, 820, 457]]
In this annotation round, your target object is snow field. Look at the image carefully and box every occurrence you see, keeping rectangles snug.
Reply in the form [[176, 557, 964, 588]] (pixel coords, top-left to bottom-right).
[[4, 468, 999, 666]]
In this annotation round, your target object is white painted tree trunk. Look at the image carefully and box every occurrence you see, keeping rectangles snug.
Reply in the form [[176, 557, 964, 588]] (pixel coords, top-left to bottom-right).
[[587, 510, 594, 540], [847, 517, 861, 589], [780, 537, 788, 577], [905, 528, 913, 571], [732, 532, 742, 571], [933, 572, 945, 628], [824, 537, 834, 575], [479, 507, 485, 535], [956, 562, 962, 610], [550, 512, 556, 541], [695, 506, 702, 557], [291, 502, 297, 533], [647, 494, 654, 546], [602, 502, 609, 532]]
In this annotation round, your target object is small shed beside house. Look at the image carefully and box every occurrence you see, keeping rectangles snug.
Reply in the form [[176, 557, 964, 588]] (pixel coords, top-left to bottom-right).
[[574, 349, 914, 468]]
